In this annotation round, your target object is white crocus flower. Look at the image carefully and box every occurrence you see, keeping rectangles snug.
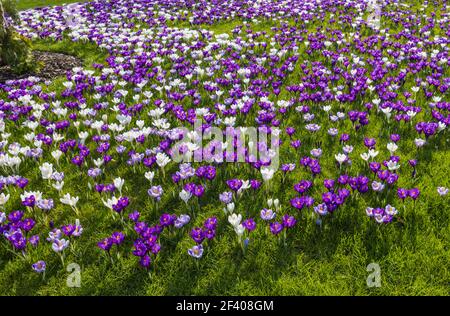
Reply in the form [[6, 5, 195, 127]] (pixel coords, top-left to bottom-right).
[[414, 138, 426, 148], [386, 160, 400, 171], [52, 150, 63, 163], [381, 107, 392, 119], [102, 196, 118, 210], [113, 177, 125, 194], [144, 171, 155, 183], [179, 189, 192, 203], [368, 149, 379, 158], [93, 158, 104, 168], [237, 180, 250, 195], [260, 167, 275, 182], [360, 152, 370, 161], [60, 193, 79, 208], [225, 202, 235, 214], [156, 153, 171, 174], [228, 213, 242, 227], [234, 224, 245, 236], [40, 162, 53, 180], [79, 131, 89, 144], [53, 181, 64, 192], [387, 142, 398, 154], [0, 193, 10, 206], [335, 153, 347, 165], [273, 199, 280, 211]]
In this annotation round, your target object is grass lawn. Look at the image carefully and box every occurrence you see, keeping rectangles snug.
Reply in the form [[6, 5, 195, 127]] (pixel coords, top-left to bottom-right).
[[1, 0, 449, 296], [17, 0, 87, 10]]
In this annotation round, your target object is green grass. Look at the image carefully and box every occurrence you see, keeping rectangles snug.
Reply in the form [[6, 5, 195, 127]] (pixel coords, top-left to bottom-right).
[[17, 0, 87, 11], [1, 0, 449, 296]]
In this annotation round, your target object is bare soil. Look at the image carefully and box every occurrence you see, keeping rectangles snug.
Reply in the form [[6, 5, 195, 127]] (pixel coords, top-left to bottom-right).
[[0, 50, 82, 83]]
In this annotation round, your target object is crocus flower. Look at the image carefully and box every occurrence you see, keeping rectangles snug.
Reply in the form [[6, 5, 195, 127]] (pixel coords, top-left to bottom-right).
[[190, 227, 205, 244], [290, 197, 304, 210], [129, 210, 140, 222], [0, 212, 5, 224], [269, 222, 284, 235], [188, 244, 203, 259], [437, 187, 449, 196], [111, 232, 125, 245], [140, 255, 151, 268], [204, 217, 218, 230], [179, 189, 192, 203], [174, 214, 190, 228], [335, 153, 347, 165], [397, 188, 408, 200], [39, 162, 53, 180], [314, 203, 328, 216], [160, 213, 174, 227], [242, 218, 256, 231], [60, 193, 79, 208], [52, 239, 70, 252], [148, 185, 163, 201], [282, 215, 297, 228], [260, 208, 276, 220], [0, 193, 10, 206], [408, 188, 420, 200], [32, 261, 46, 273], [226, 179, 243, 192], [228, 213, 242, 227], [219, 191, 233, 203]]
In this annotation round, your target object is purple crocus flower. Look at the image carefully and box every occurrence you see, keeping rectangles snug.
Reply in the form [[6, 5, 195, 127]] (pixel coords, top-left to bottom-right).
[[160, 213, 175, 227], [397, 188, 408, 200], [22, 195, 36, 207], [129, 210, 140, 222], [226, 179, 243, 192], [219, 191, 233, 204], [204, 217, 218, 230], [132, 240, 148, 257], [269, 222, 284, 235], [140, 255, 151, 268], [32, 261, 46, 273], [314, 203, 328, 216], [250, 179, 262, 190], [204, 229, 216, 240], [8, 210, 24, 223], [61, 224, 76, 236], [408, 188, 420, 200], [192, 184, 205, 197], [111, 232, 125, 245], [29, 235, 40, 247], [52, 239, 69, 252], [190, 227, 205, 244], [324, 179, 335, 190], [148, 185, 163, 201], [282, 215, 297, 228], [21, 218, 36, 232], [242, 218, 256, 231], [260, 208, 276, 220], [174, 214, 191, 228], [98, 238, 113, 251], [290, 197, 305, 210]]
